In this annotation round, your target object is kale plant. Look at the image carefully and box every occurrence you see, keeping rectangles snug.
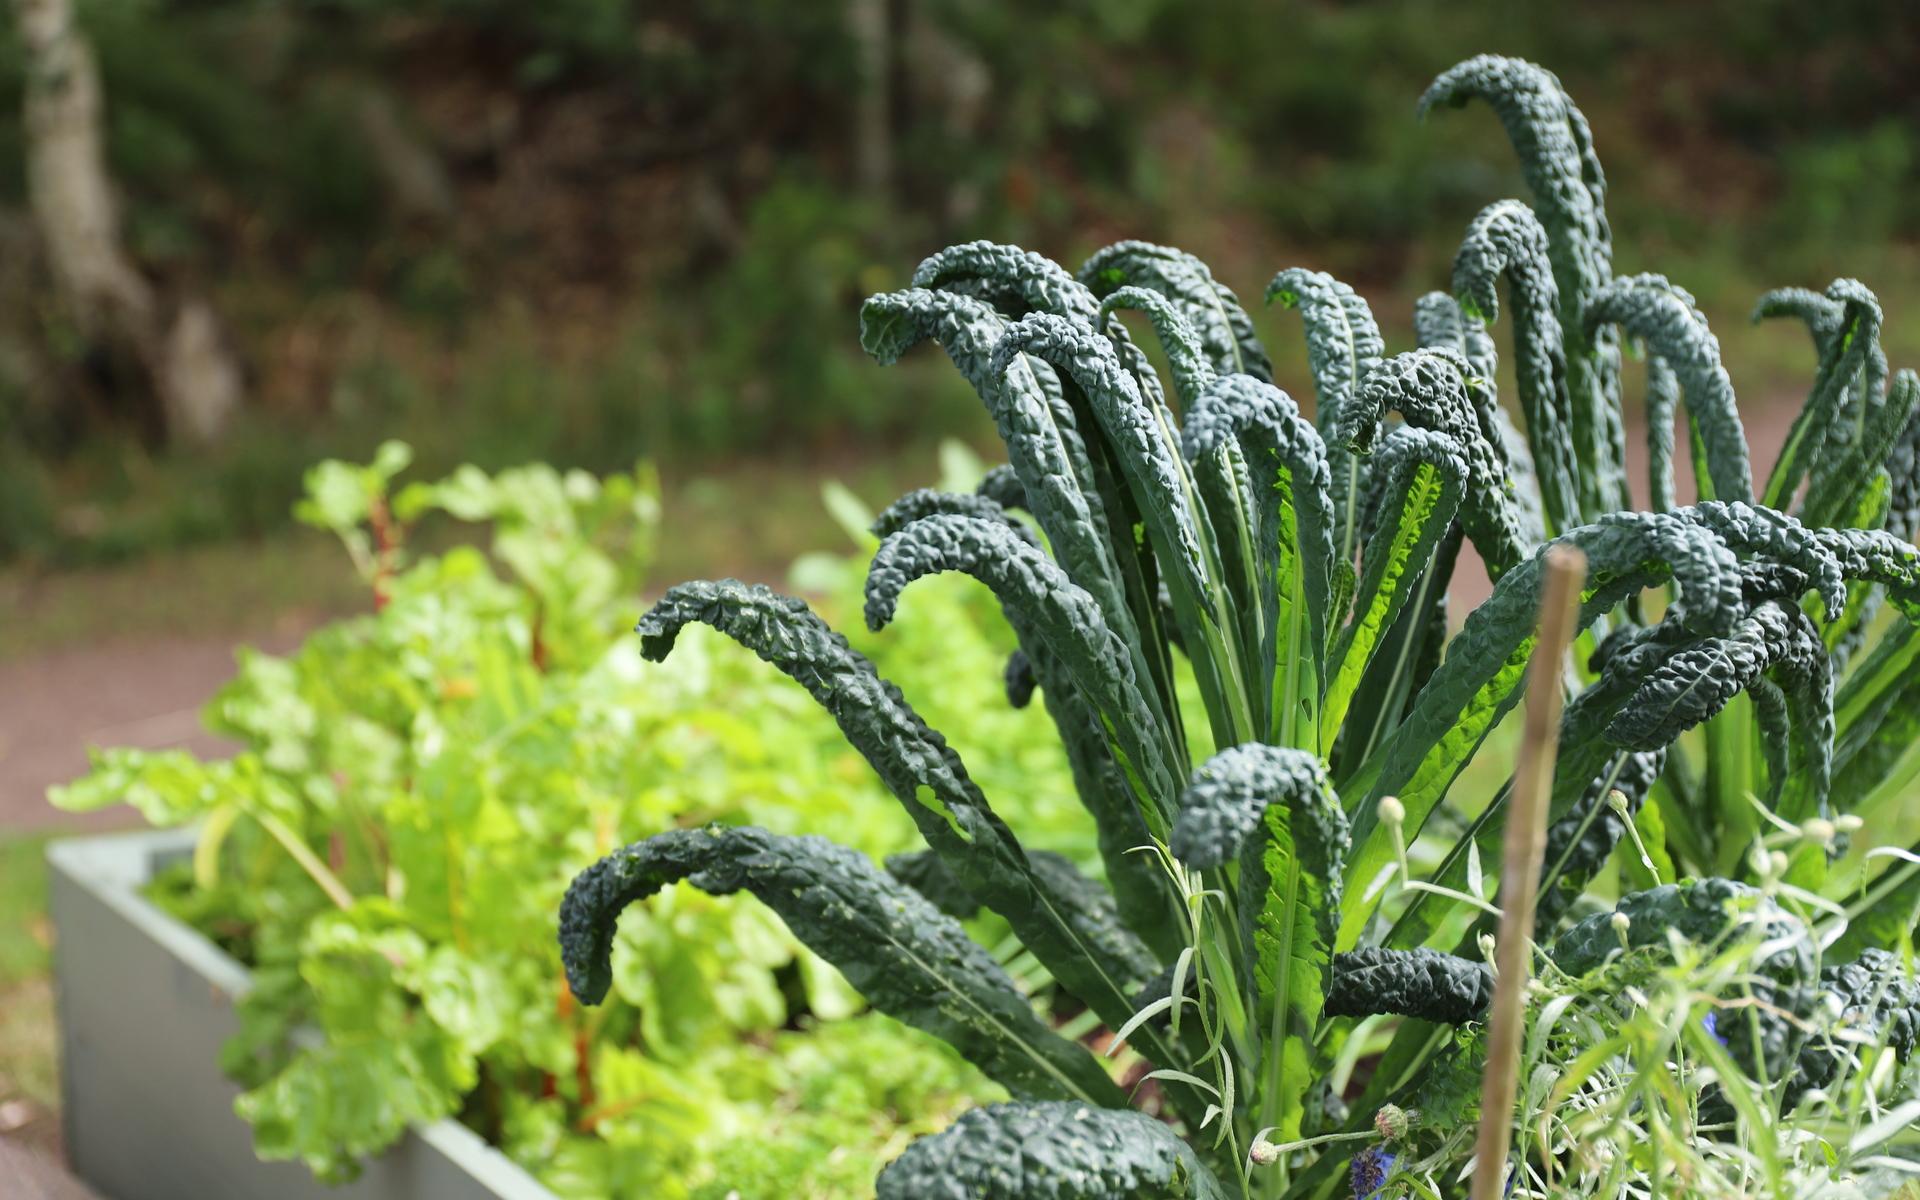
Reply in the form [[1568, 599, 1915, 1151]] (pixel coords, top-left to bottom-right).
[[561, 56, 1920, 1198]]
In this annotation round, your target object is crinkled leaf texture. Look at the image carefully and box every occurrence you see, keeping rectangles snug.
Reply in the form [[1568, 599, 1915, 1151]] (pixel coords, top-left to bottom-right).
[[876, 1102, 1231, 1200], [1324, 947, 1494, 1026], [1793, 948, 1920, 1097], [560, 825, 1124, 1107], [1556, 878, 1816, 1078], [632, 579, 1159, 1032]]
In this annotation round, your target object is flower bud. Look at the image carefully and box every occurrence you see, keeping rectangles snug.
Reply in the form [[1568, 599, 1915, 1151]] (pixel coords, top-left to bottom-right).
[[1610, 911, 1632, 935], [1801, 818, 1835, 847], [1605, 788, 1630, 816], [1834, 814, 1864, 834], [1378, 795, 1406, 826], [1248, 1139, 1281, 1167], [1374, 1104, 1410, 1141]]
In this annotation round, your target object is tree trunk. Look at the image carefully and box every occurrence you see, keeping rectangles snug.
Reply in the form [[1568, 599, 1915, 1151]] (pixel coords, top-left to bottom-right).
[[15, 0, 243, 444], [845, 0, 892, 206]]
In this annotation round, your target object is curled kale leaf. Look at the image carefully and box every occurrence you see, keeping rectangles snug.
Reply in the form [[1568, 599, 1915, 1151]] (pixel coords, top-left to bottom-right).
[[877, 1102, 1232, 1200], [1452, 199, 1582, 536], [1325, 947, 1494, 1025], [1081, 240, 1271, 382], [560, 826, 1124, 1106]]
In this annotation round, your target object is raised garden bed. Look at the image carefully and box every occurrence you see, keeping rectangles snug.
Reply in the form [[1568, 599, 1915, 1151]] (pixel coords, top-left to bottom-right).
[[47, 828, 556, 1200]]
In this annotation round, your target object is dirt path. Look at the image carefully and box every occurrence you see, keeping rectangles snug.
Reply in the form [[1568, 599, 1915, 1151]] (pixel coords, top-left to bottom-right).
[[0, 630, 312, 832]]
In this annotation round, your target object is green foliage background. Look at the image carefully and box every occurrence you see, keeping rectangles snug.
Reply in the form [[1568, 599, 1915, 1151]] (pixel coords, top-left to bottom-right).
[[1, 0, 1917, 563]]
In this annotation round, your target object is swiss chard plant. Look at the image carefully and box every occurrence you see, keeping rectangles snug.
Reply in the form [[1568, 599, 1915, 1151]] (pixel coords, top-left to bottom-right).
[[559, 55, 1920, 1199], [55, 442, 1097, 1197]]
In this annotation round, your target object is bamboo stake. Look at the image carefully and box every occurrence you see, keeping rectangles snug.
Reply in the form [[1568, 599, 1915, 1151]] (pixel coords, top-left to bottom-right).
[[1471, 544, 1586, 1200]]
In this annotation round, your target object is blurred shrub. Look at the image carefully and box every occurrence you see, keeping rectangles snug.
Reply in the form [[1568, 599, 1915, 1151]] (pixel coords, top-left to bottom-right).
[[3, 0, 1917, 567]]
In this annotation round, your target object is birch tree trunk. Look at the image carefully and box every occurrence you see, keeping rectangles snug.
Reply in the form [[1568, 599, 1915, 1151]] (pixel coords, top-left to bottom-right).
[[16, 0, 242, 444]]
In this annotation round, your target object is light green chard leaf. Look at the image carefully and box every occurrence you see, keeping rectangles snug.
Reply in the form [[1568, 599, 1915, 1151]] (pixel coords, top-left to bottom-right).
[[631, 581, 1160, 1035], [1452, 199, 1582, 536], [559, 825, 1124, 1107], [1080, 239, 1273, 382], [1343, 347, 1530, 579], [1266, 267, 1386, 566], [876, 1102, 1232, 1200], [1421, 53, 1625, 519], [1584, 273, 1755, 505], [1170, 744, 1348, 1140], [1323, 427, 1468, 754]]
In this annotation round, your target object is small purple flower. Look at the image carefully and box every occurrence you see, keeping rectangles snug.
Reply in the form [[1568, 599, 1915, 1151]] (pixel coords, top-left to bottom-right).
[[1702, 1010, 1727, 1046], [1351, 1145, 1397, 1199]]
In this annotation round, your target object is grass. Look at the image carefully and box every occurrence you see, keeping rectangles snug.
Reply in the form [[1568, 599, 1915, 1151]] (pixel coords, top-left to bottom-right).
[[0, 833, 58, 1116], [0, 442, 987, 662]]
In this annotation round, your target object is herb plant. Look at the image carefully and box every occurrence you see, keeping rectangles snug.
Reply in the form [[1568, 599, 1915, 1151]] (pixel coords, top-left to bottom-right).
[[55, 442, 1088, 1197], [561, 56, 1920, 1198]]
